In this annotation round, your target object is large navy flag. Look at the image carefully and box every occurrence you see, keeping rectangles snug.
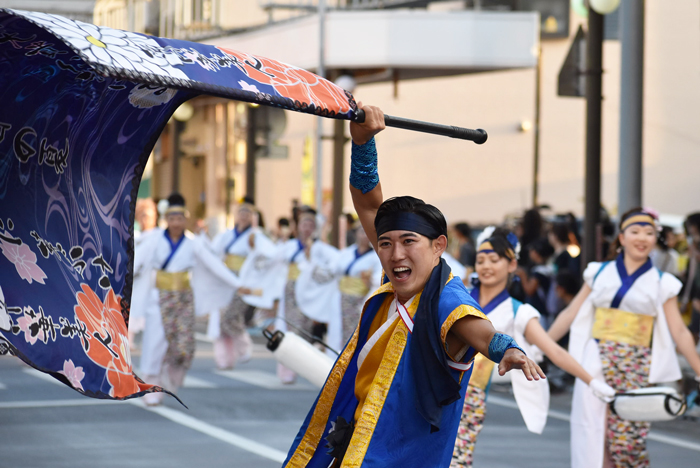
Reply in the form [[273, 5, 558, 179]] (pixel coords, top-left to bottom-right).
[[0, 9, 359, 400]]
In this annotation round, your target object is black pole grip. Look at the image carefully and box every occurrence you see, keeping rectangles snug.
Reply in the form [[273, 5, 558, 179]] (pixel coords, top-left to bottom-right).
[[351, 109, 487, 144]]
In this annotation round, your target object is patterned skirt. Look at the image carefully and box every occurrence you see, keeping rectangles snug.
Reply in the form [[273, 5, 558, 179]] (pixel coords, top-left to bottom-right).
[[220, 295, 249, 338], [340, 292, 364, 344], [598, 339, 651, 468], [158, 290, 195, 370], [283, 281, 314, 341], [451, 385, 487, 468]]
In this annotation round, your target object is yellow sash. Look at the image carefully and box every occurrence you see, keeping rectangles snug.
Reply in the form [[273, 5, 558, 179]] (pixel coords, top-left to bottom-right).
[[224, 254, 245, 273], [591, 307, 654, 347], [469, 353, 495, 390], [353, 294, 402, 422], [288, 263, 300, 281], [155, 270, 191, 291], [339, 276, 369, 297]]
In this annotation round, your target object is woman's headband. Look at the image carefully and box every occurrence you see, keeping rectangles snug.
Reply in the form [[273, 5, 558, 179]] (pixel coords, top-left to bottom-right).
[[165, 206, 187, 216], [477, 240, 515, 260], [621, 213, 656, 231]]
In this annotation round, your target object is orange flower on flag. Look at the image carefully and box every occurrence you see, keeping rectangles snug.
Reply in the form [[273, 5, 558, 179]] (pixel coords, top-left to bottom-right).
[[216, 47, 353, 115], [73, 283, 138, 397]]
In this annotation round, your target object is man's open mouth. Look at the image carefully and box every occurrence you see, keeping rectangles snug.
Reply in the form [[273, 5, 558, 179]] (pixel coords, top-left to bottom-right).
[[393, 266, 412, 280]]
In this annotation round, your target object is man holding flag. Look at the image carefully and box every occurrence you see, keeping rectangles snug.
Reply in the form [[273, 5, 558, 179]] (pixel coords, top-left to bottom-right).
[[282, 104, 545, 468]]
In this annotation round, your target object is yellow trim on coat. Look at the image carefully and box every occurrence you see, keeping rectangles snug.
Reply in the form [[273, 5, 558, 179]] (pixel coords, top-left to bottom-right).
[[342, 296, 417, 467], [285, 325, 361, 468], [285, 273, 477, 468]]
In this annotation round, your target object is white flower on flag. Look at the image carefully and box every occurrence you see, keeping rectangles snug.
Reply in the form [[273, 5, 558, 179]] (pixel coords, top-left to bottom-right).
[[238, 80, 261, 93], [13, 10, 189, 81]]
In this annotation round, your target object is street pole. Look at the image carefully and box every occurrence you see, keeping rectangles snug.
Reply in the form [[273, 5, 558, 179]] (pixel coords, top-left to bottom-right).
[[315, 0, 326, 211], [618, 0, 644, 214], [246, 106, 257, 200], [532, 46, 542, 208], [331, 118, 346, 247], [583, 8, 604, 266], [171, 120, 182, 193]]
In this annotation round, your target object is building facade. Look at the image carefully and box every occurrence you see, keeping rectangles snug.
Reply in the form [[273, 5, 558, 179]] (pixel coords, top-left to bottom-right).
[[89, 0, 700, 236]]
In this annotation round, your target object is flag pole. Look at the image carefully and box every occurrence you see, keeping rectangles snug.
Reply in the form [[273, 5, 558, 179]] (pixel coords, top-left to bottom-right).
[[353, 109, 487, 144]]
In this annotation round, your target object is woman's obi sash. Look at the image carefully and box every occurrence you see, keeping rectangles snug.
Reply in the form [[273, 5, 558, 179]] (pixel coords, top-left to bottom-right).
[[288, 264, 301, 281], [339, 276, 369, 297], [224, 254, 245, 273], [468, 354, 495, 390], [591, 307, 653, 347], [155, 270, 191, 291]]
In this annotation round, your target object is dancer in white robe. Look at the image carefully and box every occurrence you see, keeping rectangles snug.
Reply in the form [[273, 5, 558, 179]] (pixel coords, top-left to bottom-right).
[[548, 209, 700, 468], [452, 227, 615, 468], [249, 207, 341, 382], [334, 224, 382, 344], [132, 194, 247, 405], [206, 202, 257, 369]]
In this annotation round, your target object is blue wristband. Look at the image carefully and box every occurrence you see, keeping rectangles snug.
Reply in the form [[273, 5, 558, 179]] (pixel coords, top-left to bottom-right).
[[488, 333, 525, 363], [349, 138, 379, 194]]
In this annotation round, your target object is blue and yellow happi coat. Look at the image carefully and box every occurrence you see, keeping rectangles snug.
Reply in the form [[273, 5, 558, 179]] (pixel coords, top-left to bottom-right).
[[283, 275, 488, 468]]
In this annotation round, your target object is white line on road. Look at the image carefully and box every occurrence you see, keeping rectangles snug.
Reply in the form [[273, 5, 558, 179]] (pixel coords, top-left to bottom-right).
[[129, 399, 287, 463], [487, 395, 700, 452], [27, 366, 217, 390], [182, 375, 218, 388], [20, 366, 288, 463], [23, 368, 62, 385], [0, 381, 6, 389], [214, 369, 314, 390], [0, 399, 119, 409]]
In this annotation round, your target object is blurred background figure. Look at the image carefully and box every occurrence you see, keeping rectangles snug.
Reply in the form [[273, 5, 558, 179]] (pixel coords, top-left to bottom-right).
[[207, 199, 258, 370], [681, 212, 700, 344], [334, 222, 381, 344], [135, 198, 158, 235], [651, 225, 680, 276], [454, 222, 476, 274]]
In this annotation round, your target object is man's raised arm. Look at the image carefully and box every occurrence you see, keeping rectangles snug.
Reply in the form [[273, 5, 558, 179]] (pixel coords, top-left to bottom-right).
[[349, 103, 386, 250]]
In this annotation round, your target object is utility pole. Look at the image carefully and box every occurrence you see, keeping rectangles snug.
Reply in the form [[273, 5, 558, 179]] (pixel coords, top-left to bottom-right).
[[246, 106, 257, 200], [583, 8, 604, 266], [532, 46, 542, 207], [315, 0, 326, 211], [618, 0, 644, 214], [331, 119, 347, 247]]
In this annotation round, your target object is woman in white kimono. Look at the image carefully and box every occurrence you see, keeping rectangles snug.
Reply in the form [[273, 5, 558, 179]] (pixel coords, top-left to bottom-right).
[[207, 201, 256, 370], [334, 224, 382, 344], [451, 227, 615, 468], [132, 194, 248, 405], [548, 209, 700, 468]]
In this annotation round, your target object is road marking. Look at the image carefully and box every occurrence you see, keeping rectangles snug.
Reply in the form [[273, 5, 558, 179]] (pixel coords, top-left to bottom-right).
[[487, 394, 700, 452], [20, 368, 288, 462], [23, 368, 62, 385], [0, 399, 119, 409], [0, 381, 6, 390], [129, 399, 287, 463], [28, 366, 217, 390], [183, 375, 218, 388], [214, 369, 314, 390], [194, 332, 213, 343]]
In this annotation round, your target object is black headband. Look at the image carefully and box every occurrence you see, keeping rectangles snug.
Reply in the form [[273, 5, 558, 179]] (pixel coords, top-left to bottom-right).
[[375, 212, 443, 239]]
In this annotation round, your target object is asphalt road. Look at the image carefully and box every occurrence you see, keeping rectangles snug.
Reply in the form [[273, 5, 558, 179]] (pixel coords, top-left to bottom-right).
[[1, 335, 699, 468]]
